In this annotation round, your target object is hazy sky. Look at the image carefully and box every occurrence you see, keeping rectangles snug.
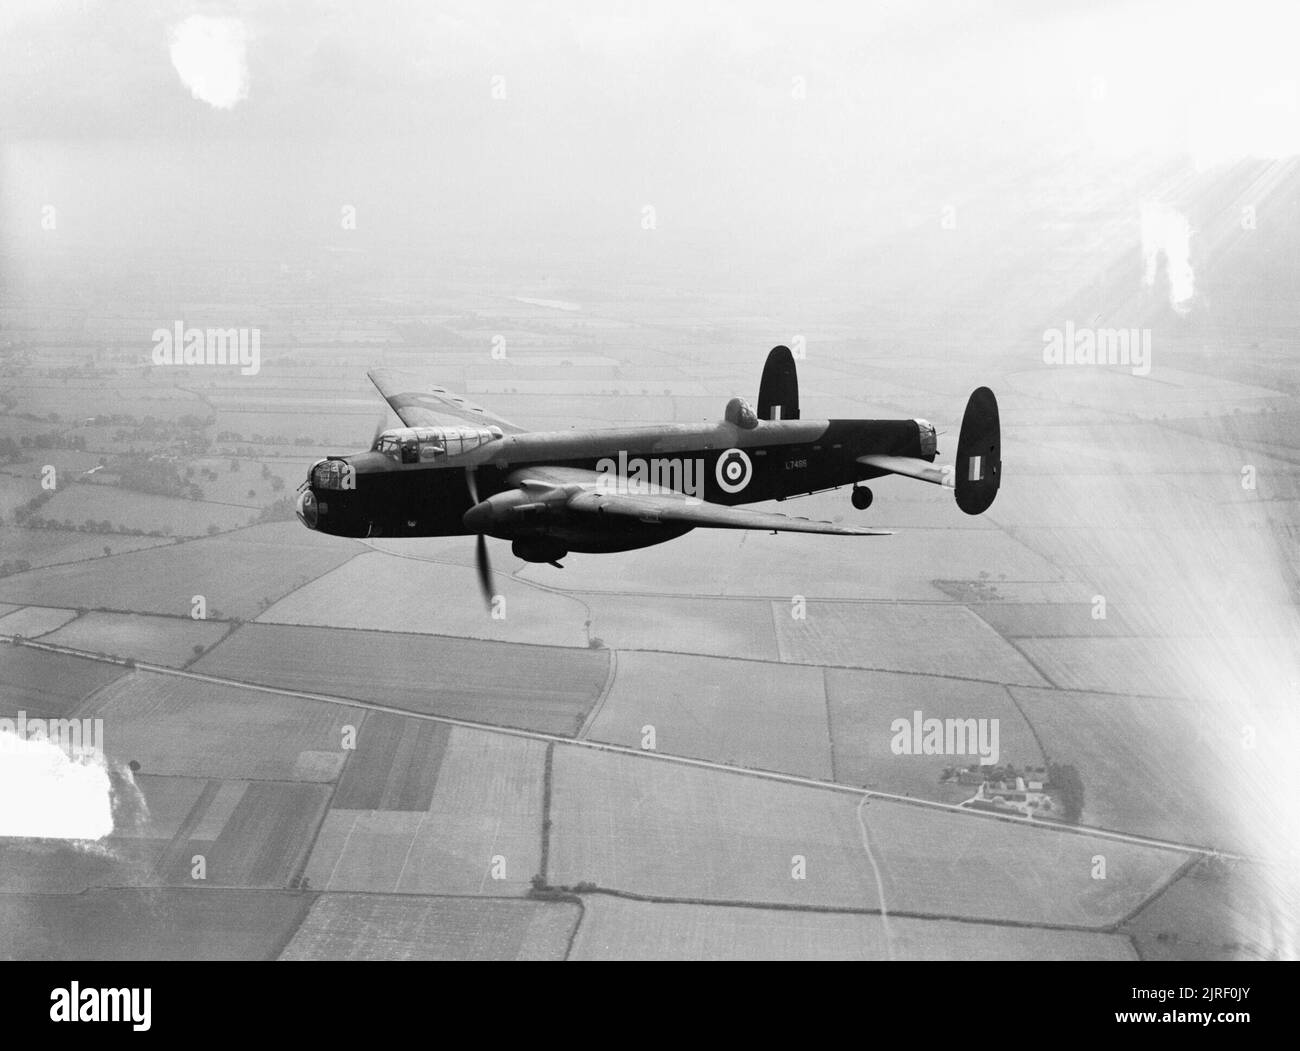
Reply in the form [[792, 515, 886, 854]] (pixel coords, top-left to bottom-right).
[[2, 1, 1297, 279]]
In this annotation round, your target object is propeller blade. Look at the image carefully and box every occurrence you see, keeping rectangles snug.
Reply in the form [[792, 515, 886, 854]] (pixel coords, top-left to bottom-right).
[[475, 532, 493, 608], [465, 466, 480, 505]]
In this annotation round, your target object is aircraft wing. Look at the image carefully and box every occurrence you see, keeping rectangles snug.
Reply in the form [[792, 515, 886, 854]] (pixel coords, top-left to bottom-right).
[[564, 489, 889, 536], [367, 368, 527, 434], [857, 453, 954, 488]]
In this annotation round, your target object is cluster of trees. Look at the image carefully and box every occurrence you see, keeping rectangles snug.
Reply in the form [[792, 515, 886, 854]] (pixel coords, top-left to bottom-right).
[[1046, 762, 1084, 823], [4, 432, 88, 452], [115, 457, 204, 500], [256, 494, 297, 522], [0, 436, 23, 463], [216, 431, 326, 448], [18, 516, 165, 538], [12, 490, 54, 524]]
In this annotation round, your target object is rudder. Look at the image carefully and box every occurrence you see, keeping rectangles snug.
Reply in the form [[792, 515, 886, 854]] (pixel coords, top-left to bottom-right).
[[758, 345, 799, 421], [955, 386, 1000, 515]]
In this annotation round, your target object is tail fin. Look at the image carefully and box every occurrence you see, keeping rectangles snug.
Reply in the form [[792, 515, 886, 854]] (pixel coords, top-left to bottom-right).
[[758, 345, 799, 421], [954, 386, 1001, 515]]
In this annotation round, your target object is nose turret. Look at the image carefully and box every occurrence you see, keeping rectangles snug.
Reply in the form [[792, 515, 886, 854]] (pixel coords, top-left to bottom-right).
[[296, 487, 318, 529]]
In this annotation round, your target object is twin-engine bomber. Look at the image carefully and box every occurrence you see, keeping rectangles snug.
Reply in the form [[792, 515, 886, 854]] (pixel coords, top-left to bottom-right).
[[296, 346, 1002, 601]]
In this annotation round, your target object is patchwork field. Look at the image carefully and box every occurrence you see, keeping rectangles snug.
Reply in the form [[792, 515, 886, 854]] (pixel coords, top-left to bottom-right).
[[824, 668, 1041, 800], [1124, 859, 1295, 961], [0, 605, 78, 638], [1010, 686, 1261, 852], [1016, 634, 1300, 705], [772, 600, 1050, 684], [0, 643, 126, 717], [0, 889, 315, 960], [969, 601, 1134, 638], [125, 775, 331, 889], [193, 623, 608, 736], [332, 712, 451, 811], [1015, 637, 1201, 698], [86, 670, 365, 782], [0, 524, 365, 620], [0, 838, 165, 895], [586, 595, 781, 661], [0, 527, 172, 568], [38, 486, 255, 536], [547, 746, 1187, 926], [585, 650, 833, 779], [569, 896, 1139, 960], [42, 611, 231, 666], [303, 728, 546, 894], [280, 894, 579, 960], [258, 549, 590, 647]]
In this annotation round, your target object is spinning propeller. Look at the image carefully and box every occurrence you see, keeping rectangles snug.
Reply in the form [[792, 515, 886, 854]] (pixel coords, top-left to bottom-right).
[[465, 467, 494, 609]]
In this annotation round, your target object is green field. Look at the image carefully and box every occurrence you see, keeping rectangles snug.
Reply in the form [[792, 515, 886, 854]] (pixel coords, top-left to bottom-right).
[[1124, 859, 1292, 961], [280, 894, 579, 960], [0, 643, 126, 717], [38, 485, 255, 537], [303, 727, 546, 895], [0, 888, 315, 960], [0, 605, 78, 638], [1010, 685, 1261, 853], [129, 776, 331, 889], [193, 622, 608, 736], [570, 896, 1138, 960], [547, 745, 1187, 926], [258, 549, 592, 648], [0, 524, 365, 620], [773, 600, 1050, 684], [586, 650, 833, 779], [824, 667, 1041, 801], [43, 611, 231, 666], [0, 526, 172, 568], [89, 669, 365, 782], [332, 712, 451, 811]]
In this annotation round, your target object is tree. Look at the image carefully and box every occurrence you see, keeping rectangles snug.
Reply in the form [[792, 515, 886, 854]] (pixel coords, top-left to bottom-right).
[[1047, 761, 1085, 823]]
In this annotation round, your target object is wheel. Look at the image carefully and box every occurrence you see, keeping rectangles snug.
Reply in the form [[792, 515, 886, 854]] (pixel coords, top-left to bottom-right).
[[851, 486, 873, 510]]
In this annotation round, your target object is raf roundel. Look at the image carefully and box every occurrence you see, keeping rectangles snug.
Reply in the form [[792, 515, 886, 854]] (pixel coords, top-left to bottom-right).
[[715, 448, 753, 494]]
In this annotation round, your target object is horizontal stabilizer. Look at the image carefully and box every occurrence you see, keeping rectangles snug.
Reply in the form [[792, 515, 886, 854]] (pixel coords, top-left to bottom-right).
[[857, 454, 953, 488], [857, 386, 1001, 516]]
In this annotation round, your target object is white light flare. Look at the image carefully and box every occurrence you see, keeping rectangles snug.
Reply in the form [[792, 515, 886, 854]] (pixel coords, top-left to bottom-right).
[[0, 730, 114, 840], [168, 15, 250, 110], [1140, 202, 1195, 314]]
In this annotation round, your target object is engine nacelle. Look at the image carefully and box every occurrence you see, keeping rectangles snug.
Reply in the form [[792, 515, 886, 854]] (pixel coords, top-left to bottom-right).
[[512, 537, 568, 564]]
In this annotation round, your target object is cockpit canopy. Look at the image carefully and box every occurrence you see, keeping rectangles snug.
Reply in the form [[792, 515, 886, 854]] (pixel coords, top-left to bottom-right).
[[372, 425, 504, 464]]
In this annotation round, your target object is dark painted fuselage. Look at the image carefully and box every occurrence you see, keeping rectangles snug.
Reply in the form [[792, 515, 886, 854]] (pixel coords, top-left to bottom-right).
[[298, 417, 931, 553]]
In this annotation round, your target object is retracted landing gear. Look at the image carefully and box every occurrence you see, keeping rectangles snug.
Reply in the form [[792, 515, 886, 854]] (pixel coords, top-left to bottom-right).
[[851, 485, 873, 510]]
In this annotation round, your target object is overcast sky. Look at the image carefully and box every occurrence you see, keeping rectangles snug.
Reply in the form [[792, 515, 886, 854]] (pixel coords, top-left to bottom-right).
[[2, 1, 1297, 280]]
